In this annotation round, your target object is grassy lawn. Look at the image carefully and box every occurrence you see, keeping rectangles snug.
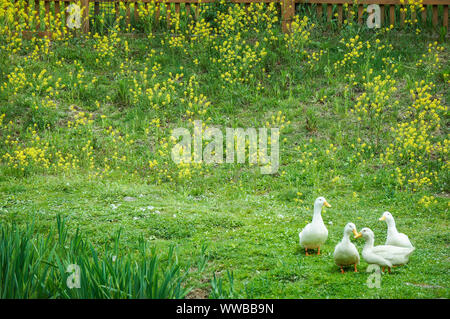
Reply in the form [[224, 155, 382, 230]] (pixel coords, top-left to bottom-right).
[[0, 1, 449, 298]]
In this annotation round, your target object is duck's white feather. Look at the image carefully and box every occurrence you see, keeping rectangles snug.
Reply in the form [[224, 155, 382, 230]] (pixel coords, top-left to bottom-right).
[[371, 245, 415, 265], [299, 222, 328, 249], [362, 249, 393, 268], [386, 232, 413, 248], [334, 240, 360, 266]]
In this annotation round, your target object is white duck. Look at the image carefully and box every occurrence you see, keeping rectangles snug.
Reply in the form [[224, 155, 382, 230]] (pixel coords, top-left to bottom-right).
[[355, 228, 415, 273], [379, 211, 414, 248], [299, 197, 331, 255], [333, 223, 360, 273]]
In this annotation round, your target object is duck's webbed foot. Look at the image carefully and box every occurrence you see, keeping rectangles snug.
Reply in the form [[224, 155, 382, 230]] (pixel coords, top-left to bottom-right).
[[317, 247, 321, 255], [354, 264, 358, 272], [340, 266, 344, 274]]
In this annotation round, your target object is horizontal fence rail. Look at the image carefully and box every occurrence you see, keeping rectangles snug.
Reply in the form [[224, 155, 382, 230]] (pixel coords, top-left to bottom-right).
[[10, 0, 450, 36]]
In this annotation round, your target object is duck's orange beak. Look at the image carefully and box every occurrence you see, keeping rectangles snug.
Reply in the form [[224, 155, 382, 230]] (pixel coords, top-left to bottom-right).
[[324, 201, 331, 208], [379, 215, 386, 221], [354, 232, 362, 239], [352, 229, 359, 238]]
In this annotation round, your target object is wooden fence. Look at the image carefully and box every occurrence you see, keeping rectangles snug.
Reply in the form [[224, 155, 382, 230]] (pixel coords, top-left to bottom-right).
[[12, 0, 450, 35]]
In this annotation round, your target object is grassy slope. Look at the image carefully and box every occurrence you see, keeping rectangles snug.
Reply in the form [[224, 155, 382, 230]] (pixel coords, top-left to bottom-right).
[[0, 9, 449, 298]]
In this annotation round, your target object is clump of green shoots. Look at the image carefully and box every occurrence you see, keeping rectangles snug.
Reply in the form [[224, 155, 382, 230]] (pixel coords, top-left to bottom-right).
[[0, 215, 190, 299]]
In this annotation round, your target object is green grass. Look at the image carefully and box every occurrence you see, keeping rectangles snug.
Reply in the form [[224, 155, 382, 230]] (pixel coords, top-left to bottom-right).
[[0, 2, 449, 298], [1, 174, 448, 298]]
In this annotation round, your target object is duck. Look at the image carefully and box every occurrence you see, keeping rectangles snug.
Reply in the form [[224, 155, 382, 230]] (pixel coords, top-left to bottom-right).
[[299, 197, 331, 255], [355, 227, 415, 273], [379, 211, 413, 248], [333, 223, 360, 273]]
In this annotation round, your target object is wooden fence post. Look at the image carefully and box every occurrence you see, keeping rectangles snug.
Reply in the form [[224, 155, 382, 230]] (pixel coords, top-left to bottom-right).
[[444, 5, 448, 31], [282, 0, 295, 33], [81, 0, 89, 34]]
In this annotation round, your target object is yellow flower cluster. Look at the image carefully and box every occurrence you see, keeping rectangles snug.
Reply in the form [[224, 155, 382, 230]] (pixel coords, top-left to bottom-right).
[[93, 29, 121, 61], [418, 195, 437, 209], [294, 191, 304, 205], [67, 106, 94, 129], [351, 73, 398, 122], [265, 111, 291, 131], [182, 75, 212, 123], [2, 66, 27, 96], [2, 125, 80, 174], [341, 1, 360, 26], [381, 81, 448, 191], [296, 139, 318, 172], [284, 16, 314, 56], [400, 0, 424, 26], [334, 35, 364, 69], [415, 42, 444, 71]]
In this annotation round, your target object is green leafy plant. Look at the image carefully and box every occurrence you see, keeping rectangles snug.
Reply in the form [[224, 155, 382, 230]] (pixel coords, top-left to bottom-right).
[[209, 270, 237, 299], [0, 216, 190, 299]]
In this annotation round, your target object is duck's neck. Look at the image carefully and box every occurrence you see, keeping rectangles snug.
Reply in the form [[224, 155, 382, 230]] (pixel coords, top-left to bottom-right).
[[386, 218, 399, 236], [312, 204, 323, 224], [342, 232, 351, 243], [363, 237, 374, 250]]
